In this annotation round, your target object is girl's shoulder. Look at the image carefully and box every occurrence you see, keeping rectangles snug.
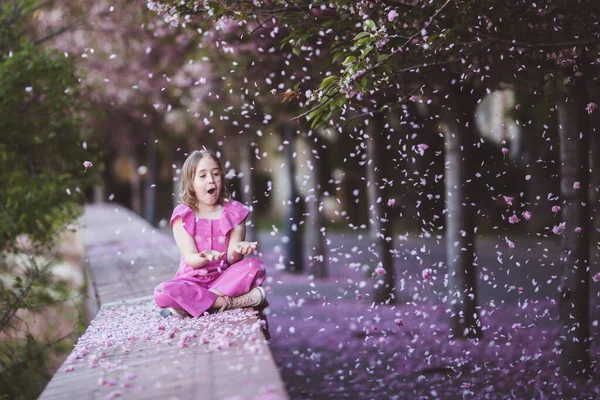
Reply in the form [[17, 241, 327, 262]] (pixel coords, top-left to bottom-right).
[[223, 199, 249, 213], [170, 203, 196, 229], [220, 199, 251, 233]]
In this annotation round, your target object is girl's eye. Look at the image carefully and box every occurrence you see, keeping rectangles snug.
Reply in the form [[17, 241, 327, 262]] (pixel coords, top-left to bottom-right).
[[199, 175, 206, 178]]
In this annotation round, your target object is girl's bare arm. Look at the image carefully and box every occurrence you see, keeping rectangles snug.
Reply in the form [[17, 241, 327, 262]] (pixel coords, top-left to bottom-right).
[[172, 217, 209, 269], [227, 219, 246, 264]]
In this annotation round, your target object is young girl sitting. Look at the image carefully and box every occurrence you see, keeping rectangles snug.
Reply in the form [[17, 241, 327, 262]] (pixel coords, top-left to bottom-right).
[[154, 149, 266, 318]]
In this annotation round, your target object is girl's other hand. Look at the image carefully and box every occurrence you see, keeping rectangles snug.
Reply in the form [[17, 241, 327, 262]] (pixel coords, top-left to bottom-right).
[[200, 250, 224, 261], [234, 241, 258, 255]]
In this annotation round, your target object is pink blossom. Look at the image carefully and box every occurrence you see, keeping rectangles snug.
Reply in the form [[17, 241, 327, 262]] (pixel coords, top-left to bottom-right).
[[375, 266, 386, 275], [83, 161, 93, 171], [512, 323, 522, 330], [593, 272, 600, 282], [387, 9, 398, 22], [409, 95, 418, 102], [394, 318, 403, 327], [356, 294, 362, 300], [422, 268, 432, 279], [573, 181, 581, 189], [551, 205, 561, 214], [416, 143, 429, 152], [515, 104, 521, 110], [586, 102, 597, 114], [501, 147, 509, 155], [387, 199, 396, 207], [552, 222, 566, 235], [508, 214, 520, 224], [503, 196, 514, 206], [522, 211, 532, 220], [506, 239, 515, 249], [517, 287, 524, 294], [575, 227, 582, 233]]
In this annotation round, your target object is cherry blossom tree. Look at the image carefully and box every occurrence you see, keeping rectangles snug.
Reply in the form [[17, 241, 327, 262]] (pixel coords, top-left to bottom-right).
[[148, 0, 600, 371]]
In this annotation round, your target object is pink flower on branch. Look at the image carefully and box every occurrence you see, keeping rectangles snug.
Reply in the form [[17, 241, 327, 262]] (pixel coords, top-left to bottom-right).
[[593, 272, 600, 282], [552, 222, 566, 235], [522, 211, 532, 220], [552, 205, 561, 215], [508, 214, 520, 224], [387, 10, 398, 22], [503, 196, 514, 206], [83, 161, 93, 172], [586, 102, 597, 114]]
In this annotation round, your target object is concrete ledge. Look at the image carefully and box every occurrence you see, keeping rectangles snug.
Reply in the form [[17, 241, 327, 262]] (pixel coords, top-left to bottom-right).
[[39, 203, 288, 400]]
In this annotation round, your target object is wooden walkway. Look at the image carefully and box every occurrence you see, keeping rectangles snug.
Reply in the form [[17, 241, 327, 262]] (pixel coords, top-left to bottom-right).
[[39, 203, 288, 400]]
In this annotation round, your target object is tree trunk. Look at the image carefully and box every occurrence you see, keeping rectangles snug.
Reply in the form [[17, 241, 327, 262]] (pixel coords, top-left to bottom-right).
[[305, 134, 328, 278], [283, 122, 305, 273], [144, 135, 157, 226], [556, 80, 591, 377], [442, 85, 482, 339], [240, 141, 257, 241], [515, 98, 558, 234], [366, 115, 396, 304], [130, 156, 142, 215], [589, 101, 600, 250]]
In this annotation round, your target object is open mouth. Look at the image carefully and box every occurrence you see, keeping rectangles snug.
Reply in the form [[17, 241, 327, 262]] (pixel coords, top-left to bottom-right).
[[207, 188, 217, 195]]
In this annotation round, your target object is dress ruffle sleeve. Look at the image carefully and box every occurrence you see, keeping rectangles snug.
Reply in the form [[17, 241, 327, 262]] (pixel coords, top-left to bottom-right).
[[220, 200, 250, 235], [170, 204, 196, 236]]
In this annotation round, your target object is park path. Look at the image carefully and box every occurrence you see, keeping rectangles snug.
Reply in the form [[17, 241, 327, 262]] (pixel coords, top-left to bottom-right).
[[249, 230, 600, 399]]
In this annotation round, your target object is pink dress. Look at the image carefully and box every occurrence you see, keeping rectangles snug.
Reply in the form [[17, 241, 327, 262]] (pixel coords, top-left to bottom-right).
[[154, 199, 266, 317]]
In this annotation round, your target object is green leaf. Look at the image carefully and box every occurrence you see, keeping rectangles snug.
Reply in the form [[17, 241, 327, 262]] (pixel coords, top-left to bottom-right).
[[341, 56, 356, 66], [353, 31, 371, 41], [320, 75, 339, 91], [364, 19, 376, 31]]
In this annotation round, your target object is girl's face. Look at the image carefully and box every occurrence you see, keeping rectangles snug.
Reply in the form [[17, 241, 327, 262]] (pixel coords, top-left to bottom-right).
[[192, 156, 223, 207]]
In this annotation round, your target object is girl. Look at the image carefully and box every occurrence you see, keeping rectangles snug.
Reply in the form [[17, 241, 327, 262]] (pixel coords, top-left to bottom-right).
[[154, 149, 266, 318]]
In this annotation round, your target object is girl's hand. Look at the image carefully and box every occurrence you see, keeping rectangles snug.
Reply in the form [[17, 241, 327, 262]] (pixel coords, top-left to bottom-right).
[[199, 250, 224, 262], [234, 241, 258, 255]]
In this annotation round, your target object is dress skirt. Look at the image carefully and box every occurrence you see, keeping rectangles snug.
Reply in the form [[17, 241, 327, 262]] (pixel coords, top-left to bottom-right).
[[154, 258, 266, 318]]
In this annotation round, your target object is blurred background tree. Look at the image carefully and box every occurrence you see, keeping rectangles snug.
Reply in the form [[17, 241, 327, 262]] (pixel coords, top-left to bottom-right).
[[0, 1, 96, 398]]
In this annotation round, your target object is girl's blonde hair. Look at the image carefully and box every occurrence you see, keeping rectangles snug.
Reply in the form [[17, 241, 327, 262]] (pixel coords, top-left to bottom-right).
[[179, 149, 231, 211]]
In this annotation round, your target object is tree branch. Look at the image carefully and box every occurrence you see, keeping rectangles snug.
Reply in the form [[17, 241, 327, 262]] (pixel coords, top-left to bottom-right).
[[349, 0, 453, 84], [34, 20, 82, 45], [291, 93, 334, 121]]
